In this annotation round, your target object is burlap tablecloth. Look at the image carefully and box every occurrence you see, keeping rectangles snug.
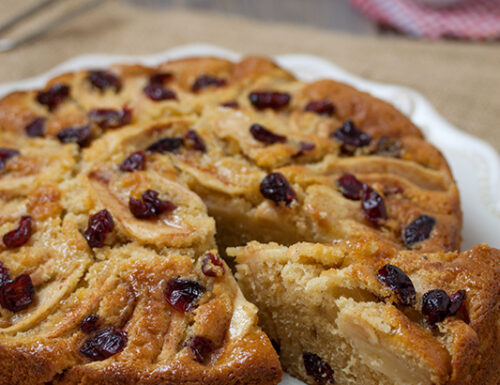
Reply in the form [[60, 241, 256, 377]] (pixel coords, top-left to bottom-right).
[[0, 0, 499, 152]]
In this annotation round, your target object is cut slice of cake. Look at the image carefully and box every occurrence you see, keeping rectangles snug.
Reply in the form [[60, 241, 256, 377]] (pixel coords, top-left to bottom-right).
[[230, 241, 500, 385]]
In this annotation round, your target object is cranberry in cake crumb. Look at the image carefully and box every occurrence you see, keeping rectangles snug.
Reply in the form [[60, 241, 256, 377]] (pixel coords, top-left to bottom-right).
[[448, 289, 466, 316], [184, 130, 207, 152], [250, 124, 287, 144], [80, 327, 128, 361], [186, 336, 213, 363], [201, 253, 225, 278], [404, 215, 436, 247], [298, 141, 315, 152], [293, 141, 316, 157], [84, 209, 114, 248], [361, 185, 387, 226], [146, 137, 184, 153], [191, 74, 227, 92], [336, 173, 364, 201], [375, 136, 403, 158], [165, 278, 205, 313], [0, 261, 10, 287], [36, 84, 70, 111], [331, 120, 371, 150], [249, 91, 290, 110], [422, 289, 451, 326], [303, 352, 335, 384], [129, 190, 176, 219], [449, 289, 469, 322], [377, 264, 416, 306], [81, 315, 100, 334], [143, 83, 177, 101], [0, 148, 20, 171], [57, 125, 92, 147], [305, 99, 335, 116], [119, 151, 146, 172], [149, 72, 173, 85], [89, 107, 132, 129], [88, 70, 121, 92], [221, 101, 239, 108], [24, 117, 46, 137], [3, 215, 32, 249], [260, 173, 297, 206], [0, 274, 34, 312]]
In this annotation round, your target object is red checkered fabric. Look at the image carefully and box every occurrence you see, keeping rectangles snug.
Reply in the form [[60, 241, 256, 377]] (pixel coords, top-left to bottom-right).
[[350, 0, 500, 39]]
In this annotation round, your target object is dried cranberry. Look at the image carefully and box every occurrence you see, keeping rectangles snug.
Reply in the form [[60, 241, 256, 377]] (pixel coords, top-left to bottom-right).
[[119, 151, 146, 172], [260, 173, 297, 206], [403, 215, 436, 247], [3, 216, 32, 249], [84, 209, 114, 248], [184, 130, 206, 152], [36, 84, 70, 111], [293, 141, 316, 158], [146, 137, 184, 153], [81, 314, 100, 334], [191, 74, 227, 92], [221, 101, 239, 108], [25, 117, 46, 138], [88, 107, 132, 129], [201, 253, 225, 278], [143, 83, 177, 101], [331, 120, 371, 151], [377, 264, 416, 306], [165, 278, 205, 313], [186, 336, 213, 363], [249, 91, 291, 110], [0, 148, 20, 171], [0, 274, 34, 312], [422, 289, 451, 326], [299, 141, 315, 152], [149, 72, 173, 85], [250, 124, 287, 144], [305, 99, 335, 116], [361, 185, 387, 226], [375, 136, 403, 158], [129, 189, 176, 219], [88, 71, 121, 92], [57, 125, 92, 147], [0, 261, 10, 287], [336, 174, 364, 201], [448, 289, 466, 317], [80, 327, 128, 361], [303, 352, 335, 384]]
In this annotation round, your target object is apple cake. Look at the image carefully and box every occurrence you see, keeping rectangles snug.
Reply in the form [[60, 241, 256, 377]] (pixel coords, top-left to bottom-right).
[[0, 55, 495, 385]]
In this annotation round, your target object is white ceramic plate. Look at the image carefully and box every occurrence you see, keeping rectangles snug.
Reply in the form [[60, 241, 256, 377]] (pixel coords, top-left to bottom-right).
[[0, 44, 498, 385]]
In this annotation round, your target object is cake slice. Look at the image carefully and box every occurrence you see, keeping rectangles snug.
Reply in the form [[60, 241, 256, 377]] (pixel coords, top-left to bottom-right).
[[230, 241, 499, 385]]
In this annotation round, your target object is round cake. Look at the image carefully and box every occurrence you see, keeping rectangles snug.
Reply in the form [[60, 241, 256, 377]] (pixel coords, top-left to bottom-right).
[[0, 56, 496, 385]]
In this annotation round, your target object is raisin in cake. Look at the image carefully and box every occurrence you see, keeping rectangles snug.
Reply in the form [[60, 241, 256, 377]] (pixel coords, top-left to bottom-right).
[[0, 55, 494, 385], [230, 241, 499, 385]]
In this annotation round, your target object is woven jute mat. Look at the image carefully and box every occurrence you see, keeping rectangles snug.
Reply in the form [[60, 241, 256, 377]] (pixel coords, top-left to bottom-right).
[[0, 0, 499, 152]]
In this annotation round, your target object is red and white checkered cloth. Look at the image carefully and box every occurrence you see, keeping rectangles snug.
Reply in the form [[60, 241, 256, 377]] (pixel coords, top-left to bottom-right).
[[350, 0, 500, 39]]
